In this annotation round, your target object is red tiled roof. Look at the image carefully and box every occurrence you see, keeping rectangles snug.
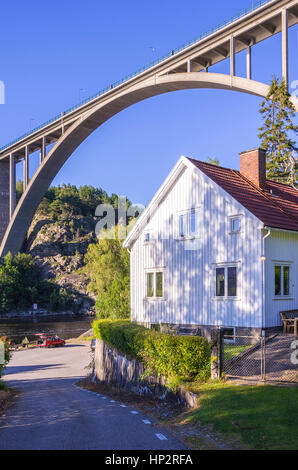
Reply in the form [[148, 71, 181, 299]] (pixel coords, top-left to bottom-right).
[[188, 158, 298, 232]]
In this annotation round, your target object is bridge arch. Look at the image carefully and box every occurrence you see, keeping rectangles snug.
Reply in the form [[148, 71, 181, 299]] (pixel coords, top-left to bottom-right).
[[1, 72, 298, 256]]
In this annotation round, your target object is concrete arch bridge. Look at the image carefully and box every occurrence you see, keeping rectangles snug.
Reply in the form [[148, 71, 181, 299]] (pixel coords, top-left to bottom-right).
[[0, 0, 298, 256]]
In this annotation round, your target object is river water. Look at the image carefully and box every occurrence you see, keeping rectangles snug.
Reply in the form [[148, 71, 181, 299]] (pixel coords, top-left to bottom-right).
[[0, 316, 93, 344]]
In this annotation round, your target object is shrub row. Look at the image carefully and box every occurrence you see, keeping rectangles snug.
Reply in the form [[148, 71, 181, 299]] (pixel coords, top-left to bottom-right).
[[93, 319, 211, 382], [0, 337, 11, 378]]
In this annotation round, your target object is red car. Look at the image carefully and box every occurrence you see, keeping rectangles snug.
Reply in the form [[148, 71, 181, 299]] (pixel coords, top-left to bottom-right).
[[36, 334, 65, 348]]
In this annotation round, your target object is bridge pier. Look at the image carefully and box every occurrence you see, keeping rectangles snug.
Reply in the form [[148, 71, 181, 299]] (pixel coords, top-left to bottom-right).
[[246, 46, 251, 80], [9, 154, 16, 219], [23, 146, 29, 191], [230, 37, 235, 77], [0, 159, 10, 247]]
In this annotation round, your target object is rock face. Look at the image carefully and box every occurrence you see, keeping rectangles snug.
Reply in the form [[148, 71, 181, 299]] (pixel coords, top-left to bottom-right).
[[93, 339, 198, 409], [25, 212, 97, 316]]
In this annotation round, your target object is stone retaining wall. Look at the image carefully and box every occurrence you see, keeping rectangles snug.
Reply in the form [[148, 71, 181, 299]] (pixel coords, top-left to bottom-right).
[[92, 339, 198, 409]]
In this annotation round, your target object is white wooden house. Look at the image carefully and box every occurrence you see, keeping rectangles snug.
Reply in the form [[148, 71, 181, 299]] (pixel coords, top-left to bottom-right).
[[123, 149, 298, 338]]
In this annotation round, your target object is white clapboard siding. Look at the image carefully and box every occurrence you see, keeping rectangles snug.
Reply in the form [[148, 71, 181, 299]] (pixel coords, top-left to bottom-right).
[[130, 163, 266, 329]]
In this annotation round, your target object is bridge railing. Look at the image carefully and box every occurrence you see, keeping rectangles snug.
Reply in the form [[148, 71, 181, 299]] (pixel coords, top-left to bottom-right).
[[0, 0, 273, 154]]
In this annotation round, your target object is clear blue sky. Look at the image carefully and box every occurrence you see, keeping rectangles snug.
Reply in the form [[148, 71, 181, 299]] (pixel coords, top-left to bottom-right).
[[0, 0, 297, 206]]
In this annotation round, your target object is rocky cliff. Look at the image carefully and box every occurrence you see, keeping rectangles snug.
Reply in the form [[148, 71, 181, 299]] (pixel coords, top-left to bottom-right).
[[25, 211, 97, 316]]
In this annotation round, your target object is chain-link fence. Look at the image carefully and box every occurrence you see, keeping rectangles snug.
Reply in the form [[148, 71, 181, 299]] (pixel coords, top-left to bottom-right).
[[221, 331, 297, 384]]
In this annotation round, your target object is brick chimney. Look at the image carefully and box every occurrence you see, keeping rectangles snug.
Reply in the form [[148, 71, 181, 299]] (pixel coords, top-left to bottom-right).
[[239, 148, 266, 189]]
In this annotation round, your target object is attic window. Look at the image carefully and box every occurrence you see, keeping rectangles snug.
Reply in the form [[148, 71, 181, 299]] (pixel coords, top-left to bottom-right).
[[231, 217, 241, 233], [144, 231, 152, 244]]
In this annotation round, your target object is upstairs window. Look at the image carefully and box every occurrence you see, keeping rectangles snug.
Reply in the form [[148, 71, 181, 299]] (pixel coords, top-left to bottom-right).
[[274, 264, 291, 297], [189, 209, 197, 237], [178, 209, 199, 238], [179, 214, 187, 238]]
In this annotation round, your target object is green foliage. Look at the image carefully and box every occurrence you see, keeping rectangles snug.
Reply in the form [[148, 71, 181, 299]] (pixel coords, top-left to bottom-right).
[[84, 228, 130, 319], [0, 252, 76, 313], [37, 184, 125, 220], [16, 179, 23, 204], [93, 320, 211, 382], [0, 337, 11, 378], [206, 157, 220, 166], [258, 77, 298, 186]]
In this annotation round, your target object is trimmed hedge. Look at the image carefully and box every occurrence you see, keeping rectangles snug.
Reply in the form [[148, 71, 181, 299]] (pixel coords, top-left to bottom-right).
[[93, 319, 211, 382], [0, 337, 11, 378]]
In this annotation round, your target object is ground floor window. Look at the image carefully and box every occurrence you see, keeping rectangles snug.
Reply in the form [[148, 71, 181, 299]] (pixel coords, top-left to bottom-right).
[[215, 265, 238, 298], [274, 263, 291, 297], [146, 271, 164, 299]]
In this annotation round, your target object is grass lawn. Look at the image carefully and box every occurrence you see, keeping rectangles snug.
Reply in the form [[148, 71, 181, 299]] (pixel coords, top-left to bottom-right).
[[223, 344, 252, 362], [181, 382, 298, 450]]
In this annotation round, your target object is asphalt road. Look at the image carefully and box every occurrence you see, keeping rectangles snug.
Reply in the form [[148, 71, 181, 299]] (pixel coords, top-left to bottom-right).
[[0, 343, 187, 450]]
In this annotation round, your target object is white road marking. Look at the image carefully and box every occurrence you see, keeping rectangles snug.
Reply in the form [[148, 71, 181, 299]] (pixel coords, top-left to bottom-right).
[[155, 433, 168, 441], [109, 400, 115, 403], [130, 411, 138, 415], [142, 419, 151, 425], [120, 404, 127, 408]]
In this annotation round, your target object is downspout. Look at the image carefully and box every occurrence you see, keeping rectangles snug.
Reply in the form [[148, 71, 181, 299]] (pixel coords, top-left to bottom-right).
[[261, 227, 271, 331]]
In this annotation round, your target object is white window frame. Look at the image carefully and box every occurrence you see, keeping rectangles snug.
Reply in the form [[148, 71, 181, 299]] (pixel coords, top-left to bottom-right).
[[213, 262, 241, 300], [145, 268, 165, 301], [273, 261, 293, 299], [229, 214, 243, 234], [177, 207, 201, 240]]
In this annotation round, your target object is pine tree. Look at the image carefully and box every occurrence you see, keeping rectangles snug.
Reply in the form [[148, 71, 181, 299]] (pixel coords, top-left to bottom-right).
[[258, 77, 298, 186]]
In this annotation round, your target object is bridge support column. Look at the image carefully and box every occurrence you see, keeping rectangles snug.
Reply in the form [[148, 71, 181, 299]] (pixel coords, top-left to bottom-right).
[[247, 46, 251, 80], [23, 145, 29, 190], [0, 159, 10, 247], [187, 60, 192, 73], [282, 9, 289, 88], [230, 37, 235, 76], [40, 136, 46, 164], [9, 154, 16, 219]]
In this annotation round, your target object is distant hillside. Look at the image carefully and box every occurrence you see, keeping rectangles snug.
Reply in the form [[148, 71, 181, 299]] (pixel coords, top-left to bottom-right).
[[22, 184, 129, 316]]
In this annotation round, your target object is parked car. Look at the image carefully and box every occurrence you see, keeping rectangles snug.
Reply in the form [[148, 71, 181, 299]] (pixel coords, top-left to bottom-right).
[[36, 334, 65, 348]]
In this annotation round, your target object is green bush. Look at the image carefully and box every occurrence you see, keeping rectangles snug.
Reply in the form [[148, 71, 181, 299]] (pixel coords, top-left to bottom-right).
[[0, 337, 11, 378], [93, 319, 211, 382]]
